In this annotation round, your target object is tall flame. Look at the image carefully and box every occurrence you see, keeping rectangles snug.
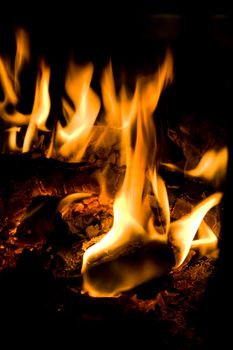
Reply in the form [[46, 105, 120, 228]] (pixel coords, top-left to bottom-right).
[[0, 29, 29, 112], [0, 31, 51, 152], [54, 62, 101, 161], [82, 51, 175, 296], [81, 51, 226, 297], [22, 62, 51, 152], [14, 29, 30, 93]]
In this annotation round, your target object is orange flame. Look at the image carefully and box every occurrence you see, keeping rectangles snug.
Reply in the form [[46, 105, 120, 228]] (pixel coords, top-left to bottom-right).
[[57, 192, 93, 217], [14, 29, 30, 92], [169, 192, 223, 266], [191, 220, 218, 257], [22, 61, 51, 152], [0, 30, 227, 297], [82, 51, 175, 296], [81, 51, 226, 297], [163, 147, 228, 185], [0, 57, 18, 107], [53, 62, 101, 161], [0, 29, 29, 112], [0, 31, 51, 152], [5, 126, 21, 151], [186, 148, 228, 183]]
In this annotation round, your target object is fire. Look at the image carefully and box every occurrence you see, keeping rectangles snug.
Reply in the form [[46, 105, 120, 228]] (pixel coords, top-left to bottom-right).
[[57, 192, 93, 217], [53, 62, 101, 161], [0, 30, 51, 152], [22, 61, 51, 152], [0, 29, 29, 118], [81, 52, 224, 297], [186, 148, 228, 183], [0, 30, 228, 297], [168, 192, 223, 267], [6, 126, 21, 151], [163, 147, 228, 185]]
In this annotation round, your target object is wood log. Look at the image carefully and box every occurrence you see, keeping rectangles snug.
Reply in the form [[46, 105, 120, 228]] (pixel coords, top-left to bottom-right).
[[0, 153, 100, 236], [82, 238, 175, 297]]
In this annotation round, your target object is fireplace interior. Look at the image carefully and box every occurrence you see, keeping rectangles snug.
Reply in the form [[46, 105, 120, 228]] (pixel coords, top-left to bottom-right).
[[0, 7, 232, 348]]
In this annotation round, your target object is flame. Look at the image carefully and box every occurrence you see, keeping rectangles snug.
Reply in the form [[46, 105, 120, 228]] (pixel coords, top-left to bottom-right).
[[6, 126, 21, 151], [0, 57, 18, 107], [186, 148, 228, 183], [0, 29, 29, 111], [191, 220, 218, 256], [14, 29, 30, 92], [163, 147, 228, 185], [0, 30, 228, 297], [150, 170, 170, 234], [169, 192, 223, 267], [54, 62, 101, 161], [0, 31, 51, 152], [57, 192, 93, 217], [22, 61, 51, 152], [1, 61, 51, 152], [81, 51, 226, 297], [101, 61, 120, 128], [82, 51, 174, 296]]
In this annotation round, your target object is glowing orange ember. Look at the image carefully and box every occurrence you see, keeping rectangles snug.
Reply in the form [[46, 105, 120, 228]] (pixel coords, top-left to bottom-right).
[[0, 30, 228, 297]]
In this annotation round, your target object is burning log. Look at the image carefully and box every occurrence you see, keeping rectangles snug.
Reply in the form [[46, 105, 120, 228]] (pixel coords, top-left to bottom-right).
[[82, 238, 175, 297], [0, 153, 100, 237]]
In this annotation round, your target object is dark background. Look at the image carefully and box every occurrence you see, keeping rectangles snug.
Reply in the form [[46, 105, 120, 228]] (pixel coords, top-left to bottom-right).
[[0, 4, 233, 347]]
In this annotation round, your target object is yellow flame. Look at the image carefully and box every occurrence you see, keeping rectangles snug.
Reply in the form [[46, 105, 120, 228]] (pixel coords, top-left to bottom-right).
[[22, 62, 51, 152], [14, 29, 30, 93], [101, 61, 120, 128], [57, 192, 93, 217], [81, 51, 226, 296], [0, 57, 18, 107], [150, 170, 170, 234], [169, 192, 223, 267], [0, 32, 51, 152], [0, 29, 29, 111], [54, 62, 100, 161], [82, 51, 174, 296], [0, 30, 227, 296], [186, 148, 228, 182], [6, 126, 21, 151], [1, 62, 51, 152], [191, 220, 218, 256], [163, 147, 228, 185]]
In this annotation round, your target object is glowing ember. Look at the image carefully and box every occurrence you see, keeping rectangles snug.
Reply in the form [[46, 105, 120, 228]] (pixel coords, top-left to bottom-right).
[[0, 30, 227, 297]]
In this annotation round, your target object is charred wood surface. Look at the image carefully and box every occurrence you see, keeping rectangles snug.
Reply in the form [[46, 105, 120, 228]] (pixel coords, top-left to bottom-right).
[[0, 154, 110, 238]]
